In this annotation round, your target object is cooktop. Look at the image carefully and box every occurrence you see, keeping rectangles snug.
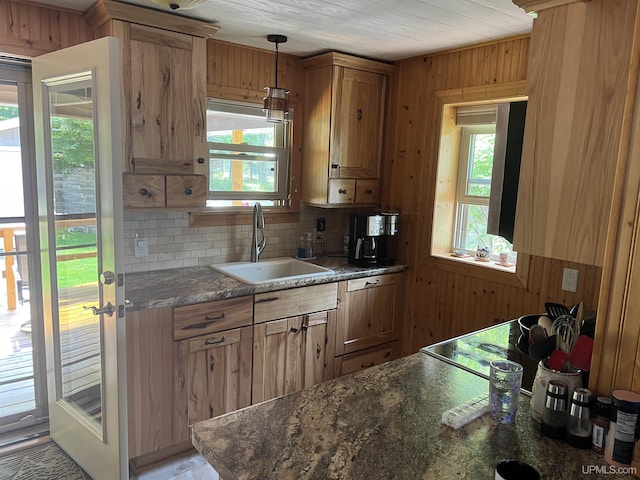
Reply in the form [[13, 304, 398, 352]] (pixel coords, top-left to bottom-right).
[[421, 319, 538, 394]]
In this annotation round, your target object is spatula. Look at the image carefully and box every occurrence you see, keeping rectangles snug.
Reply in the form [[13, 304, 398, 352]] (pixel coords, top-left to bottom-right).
[[545, 302, 571, 320]]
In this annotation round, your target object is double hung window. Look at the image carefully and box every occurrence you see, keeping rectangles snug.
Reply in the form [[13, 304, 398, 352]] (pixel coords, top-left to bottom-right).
[[206, 100, 291, 208]]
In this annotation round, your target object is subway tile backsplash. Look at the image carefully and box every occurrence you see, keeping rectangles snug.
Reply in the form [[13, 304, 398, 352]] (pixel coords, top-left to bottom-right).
[[123, 205, 351, 273]]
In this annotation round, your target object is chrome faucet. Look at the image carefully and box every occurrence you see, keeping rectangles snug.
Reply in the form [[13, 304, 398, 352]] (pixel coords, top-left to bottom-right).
[[251, 202, 266, 262]]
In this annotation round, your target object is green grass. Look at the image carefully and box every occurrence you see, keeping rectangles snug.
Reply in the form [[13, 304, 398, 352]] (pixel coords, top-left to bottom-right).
[[55, 230, 98, 289]]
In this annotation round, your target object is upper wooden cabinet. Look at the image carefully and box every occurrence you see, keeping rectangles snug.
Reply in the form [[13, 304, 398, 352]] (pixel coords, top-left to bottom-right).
[[512, 0, 639, 266], [301, 52, 393, 207], [85, 0, 217, 208]]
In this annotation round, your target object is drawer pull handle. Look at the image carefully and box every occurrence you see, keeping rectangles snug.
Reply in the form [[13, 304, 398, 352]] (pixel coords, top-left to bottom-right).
[[256, 297, 279, 304], [182, 312, 227, 330], [290, 327, 299, 333], [185, 188, 193, 195], [338, 189, 347, 195], [366, 188, 373, 195], [205, 336, 226, 345], [197, 157, 205, 164], [384, 352, 391, 358], [364, 280, 380, 287], [139, 188, 149, 196], [361, 361, 375, 369]]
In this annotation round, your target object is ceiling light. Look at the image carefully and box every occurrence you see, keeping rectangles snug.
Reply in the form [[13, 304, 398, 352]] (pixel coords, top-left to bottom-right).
[[263, 34, 290, 123], [150, 0, 206, 11]]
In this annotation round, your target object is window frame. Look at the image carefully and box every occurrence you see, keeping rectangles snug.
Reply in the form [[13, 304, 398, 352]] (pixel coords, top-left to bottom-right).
[[205, 99, 292, 207], [432, 82, 529, 289]]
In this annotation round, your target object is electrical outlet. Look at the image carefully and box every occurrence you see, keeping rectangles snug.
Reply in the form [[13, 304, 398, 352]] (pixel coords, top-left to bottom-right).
[[562, 268, 579, 292], [134, 237, 148, 258]]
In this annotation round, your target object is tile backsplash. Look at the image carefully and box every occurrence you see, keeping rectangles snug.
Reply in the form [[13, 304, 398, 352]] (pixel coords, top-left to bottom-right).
[[123, 205, 351, 273]]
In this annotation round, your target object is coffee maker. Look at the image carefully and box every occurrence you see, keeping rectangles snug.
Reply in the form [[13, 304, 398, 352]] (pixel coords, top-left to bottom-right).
[[348, 213, 399, 266]]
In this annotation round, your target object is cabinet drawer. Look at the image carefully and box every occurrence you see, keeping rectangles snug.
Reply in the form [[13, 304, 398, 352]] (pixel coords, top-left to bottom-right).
[[123, 173, 165, 208], [328, 179, 355, 204], [187, 328, 242, 354], [166, 174, 207, 208], [254, 283, 338, 324], [347, 273, 397, 292], [354, 179, 381, 205], [337, 342, 394, 376], [173, 296, 253, 340]]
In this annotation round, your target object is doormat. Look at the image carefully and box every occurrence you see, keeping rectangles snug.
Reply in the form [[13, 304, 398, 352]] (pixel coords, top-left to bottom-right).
[[0, 441, 91, 480]]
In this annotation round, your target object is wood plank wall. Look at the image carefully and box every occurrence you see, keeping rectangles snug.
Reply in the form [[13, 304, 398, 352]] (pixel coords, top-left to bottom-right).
[[384, 36, 603, 355], [0, 0, 91, 57]]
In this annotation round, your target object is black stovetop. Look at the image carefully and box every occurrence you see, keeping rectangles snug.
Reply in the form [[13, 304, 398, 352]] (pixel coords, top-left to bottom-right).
[[421, 319, 538, 394]]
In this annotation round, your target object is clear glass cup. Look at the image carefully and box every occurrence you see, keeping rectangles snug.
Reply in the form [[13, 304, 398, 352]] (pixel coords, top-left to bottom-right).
[[489, 359, 524, 423]]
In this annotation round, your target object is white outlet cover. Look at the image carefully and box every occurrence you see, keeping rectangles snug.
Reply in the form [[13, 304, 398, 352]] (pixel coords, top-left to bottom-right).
[[562, 268, 579, 292], [134, 237, 148, 258]]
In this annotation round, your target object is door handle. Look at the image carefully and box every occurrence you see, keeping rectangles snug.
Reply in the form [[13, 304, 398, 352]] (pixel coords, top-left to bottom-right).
[[83, 302, 115, 317]]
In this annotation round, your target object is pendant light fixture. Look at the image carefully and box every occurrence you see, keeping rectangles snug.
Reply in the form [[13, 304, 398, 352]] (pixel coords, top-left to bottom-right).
[[263, 34, 290, 123], [150, 0, 206, 11]]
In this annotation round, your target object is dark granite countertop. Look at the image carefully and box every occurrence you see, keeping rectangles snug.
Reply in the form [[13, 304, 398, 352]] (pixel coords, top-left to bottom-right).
[[124, 257, 407, 311], [192, 353, 634, 480]]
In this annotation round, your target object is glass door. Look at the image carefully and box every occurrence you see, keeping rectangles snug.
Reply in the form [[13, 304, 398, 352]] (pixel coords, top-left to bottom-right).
[[32, 37, 127, 479], [0, 63, 48, 438]]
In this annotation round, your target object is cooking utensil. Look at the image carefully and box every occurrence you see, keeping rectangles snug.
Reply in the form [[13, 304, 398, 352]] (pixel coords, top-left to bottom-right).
[[529, 324, 548, 345], [548, 350, 568, 371], [545, 302, 571, 320], [529, 335, 557, 363], [568, 335, 594, 372], [552, 314, 580, 354]]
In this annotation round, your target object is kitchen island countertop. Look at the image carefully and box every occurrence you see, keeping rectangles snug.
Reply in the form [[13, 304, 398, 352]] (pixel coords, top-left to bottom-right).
[[192, 353, 635, 480], [124, 257, 407, 311]]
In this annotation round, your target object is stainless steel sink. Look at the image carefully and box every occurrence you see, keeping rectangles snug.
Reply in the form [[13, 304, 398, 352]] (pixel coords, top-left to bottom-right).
[[211, 257, 334, 285]]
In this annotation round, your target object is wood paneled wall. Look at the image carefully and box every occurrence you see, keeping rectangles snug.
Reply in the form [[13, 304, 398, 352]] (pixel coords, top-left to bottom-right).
[[385, 37, 603, 355], [0, 0, 91, 57]]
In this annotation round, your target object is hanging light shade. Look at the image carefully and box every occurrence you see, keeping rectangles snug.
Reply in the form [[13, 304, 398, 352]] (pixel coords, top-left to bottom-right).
[[150, 0, 206, 11], [264, 34, 290, 123]]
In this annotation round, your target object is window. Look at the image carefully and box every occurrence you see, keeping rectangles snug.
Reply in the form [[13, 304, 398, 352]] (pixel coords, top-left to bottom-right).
[[454, 125, 514, 259], [206, 100, 291, 208]]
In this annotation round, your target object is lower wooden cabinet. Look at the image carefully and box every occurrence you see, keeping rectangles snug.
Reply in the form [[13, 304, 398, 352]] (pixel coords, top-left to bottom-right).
[[126, 307, 189, 460], [176, 326, 253, 424], [252, 310, 336, 403], [335, 342, 394, 376]]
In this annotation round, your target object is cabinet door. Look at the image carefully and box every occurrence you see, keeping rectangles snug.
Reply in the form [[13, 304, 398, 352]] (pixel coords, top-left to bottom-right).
[[354, 179, 381, 205], [327, 179, 355, 204], [331, 66, 385, 179], [165, 174, 207, 208], [181, 326, 253, 424], [127, 308, 189, 459], [252, 311, 336, 403], [127, 24, 207, 173], [336, 274, 398, 356]]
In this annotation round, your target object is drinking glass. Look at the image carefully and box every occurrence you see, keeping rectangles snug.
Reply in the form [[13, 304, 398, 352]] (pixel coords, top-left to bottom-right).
[[489, 359, 523, 423]]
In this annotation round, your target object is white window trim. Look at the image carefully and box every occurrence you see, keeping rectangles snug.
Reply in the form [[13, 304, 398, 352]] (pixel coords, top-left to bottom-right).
[[206, 99, 292, 206]]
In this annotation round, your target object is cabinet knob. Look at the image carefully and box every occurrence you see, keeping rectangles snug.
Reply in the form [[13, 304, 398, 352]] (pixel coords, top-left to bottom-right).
[[356, 108, 363, 120], [197, 157, 205, 164], [331, 164, 340, 169], [338, 189, 347, 195], [139, 188, 149, 196], [366, 188, 373, 195], [185, 188, 193, 195]]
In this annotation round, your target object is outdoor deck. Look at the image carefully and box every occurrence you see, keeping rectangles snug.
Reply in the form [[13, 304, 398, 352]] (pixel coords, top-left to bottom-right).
[[0, 285, 101, 421]]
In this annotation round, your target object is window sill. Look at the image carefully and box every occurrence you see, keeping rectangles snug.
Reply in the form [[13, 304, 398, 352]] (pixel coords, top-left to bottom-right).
[[189, 207, 300, 227], [431, 252, 529, 289]]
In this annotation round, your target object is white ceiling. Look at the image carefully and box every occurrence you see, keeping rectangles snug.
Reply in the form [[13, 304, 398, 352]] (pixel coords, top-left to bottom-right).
[[43, 0, 533, 61]]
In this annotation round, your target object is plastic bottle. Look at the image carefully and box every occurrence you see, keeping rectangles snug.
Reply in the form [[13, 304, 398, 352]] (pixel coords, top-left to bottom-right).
[[304, 232, 313, 258], [591, 396, 612, 454], [297, 236, 306, 258]]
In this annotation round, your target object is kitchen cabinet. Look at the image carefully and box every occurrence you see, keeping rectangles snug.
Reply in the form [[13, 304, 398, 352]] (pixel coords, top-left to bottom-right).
[[252, 283, 338, 402], [335, 342, 394, 377], [512, 0, 639, 266], [300, 52, 393, 207], [85, 0, 217, 208], [126, 307, 189, 461], [174, 297, 253, 425], [335, 273, 400, 375], [252, 310, 337, 403], [123, 173, 207, 208]]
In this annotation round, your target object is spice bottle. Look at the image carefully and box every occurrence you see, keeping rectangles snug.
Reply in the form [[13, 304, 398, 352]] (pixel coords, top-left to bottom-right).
[[540, 380, 569, 439], [566, 388, 593, 449], [591, 396, 612, 454], [604, 390, 640, 467]]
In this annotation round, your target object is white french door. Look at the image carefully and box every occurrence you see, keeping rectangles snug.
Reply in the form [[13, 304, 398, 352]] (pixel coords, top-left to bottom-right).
[[32, 37, 127, 479]]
